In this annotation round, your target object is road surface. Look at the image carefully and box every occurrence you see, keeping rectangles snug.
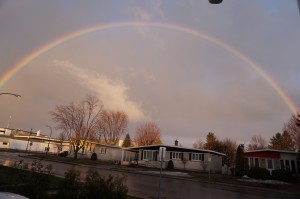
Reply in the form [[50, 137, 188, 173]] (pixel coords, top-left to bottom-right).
[[0, 151, 298, 199]]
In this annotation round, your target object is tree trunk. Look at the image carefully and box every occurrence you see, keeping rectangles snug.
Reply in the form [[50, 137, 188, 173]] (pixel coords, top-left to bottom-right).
[[74, 148, 79, 159]]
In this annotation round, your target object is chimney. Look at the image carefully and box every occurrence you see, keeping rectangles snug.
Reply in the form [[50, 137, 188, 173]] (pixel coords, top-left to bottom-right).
[[175, 139, 178, 146]]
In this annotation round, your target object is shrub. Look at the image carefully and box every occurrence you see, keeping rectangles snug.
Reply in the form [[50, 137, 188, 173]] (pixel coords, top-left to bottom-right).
[[91, 153, 97, 161], [55, 169, 82, 199], [247, 167, 270, 180], [272, 169, 296, 182], [167, 160, 174, 170], [83, 170, 128, 199]]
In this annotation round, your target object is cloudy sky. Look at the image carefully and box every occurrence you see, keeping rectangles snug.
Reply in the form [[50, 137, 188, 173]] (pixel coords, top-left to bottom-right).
[[0, 0, 299, 147]]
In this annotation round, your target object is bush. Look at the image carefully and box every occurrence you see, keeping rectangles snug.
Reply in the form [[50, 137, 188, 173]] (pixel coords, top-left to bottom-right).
[[272, 169, 296, 182], [56, 169, 128, 199], [55, 169, 82, 199], [167, 160, 174, 170], [82, 170, 128, 199], [247, 167, 270, 180], [91, 153, 97, 161]]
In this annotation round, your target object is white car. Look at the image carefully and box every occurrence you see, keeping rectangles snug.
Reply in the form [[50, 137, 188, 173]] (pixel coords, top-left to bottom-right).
[[0, 192, 29, 199]]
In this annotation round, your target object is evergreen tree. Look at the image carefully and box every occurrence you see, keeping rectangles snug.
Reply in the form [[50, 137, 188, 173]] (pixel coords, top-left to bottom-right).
[[204, 132, 218, 151], [235, 144, 245, 176], [122, 133, 132, 147], [269, 131, 295, 151]]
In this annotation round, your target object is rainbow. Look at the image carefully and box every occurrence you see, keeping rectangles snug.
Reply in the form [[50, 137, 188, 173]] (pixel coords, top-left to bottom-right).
[[0, 21, 298, 114]]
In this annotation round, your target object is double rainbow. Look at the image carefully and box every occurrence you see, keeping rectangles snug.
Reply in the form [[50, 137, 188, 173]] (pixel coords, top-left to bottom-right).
[[0, 21, 297, 114]]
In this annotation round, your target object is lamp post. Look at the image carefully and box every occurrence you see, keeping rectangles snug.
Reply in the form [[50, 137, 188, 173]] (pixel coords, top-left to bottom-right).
[[0, 93, 21, 98], [25, 128, 33, 153], [46, 125, 53, 156]]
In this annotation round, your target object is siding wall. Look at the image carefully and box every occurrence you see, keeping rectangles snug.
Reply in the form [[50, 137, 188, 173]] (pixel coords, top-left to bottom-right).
[[139, 149, 223, 172]]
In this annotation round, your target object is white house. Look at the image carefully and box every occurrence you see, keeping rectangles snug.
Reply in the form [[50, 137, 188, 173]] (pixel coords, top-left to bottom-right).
[[0, 128, 69, 154], [127, 144, 226, 173]]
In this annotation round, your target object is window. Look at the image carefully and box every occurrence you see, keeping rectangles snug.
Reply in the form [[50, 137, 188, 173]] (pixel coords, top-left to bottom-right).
[[191, 153, 204, 161], [2, 142, 7, 145], [172, 152, 183, 160], [267, 159, 273, 169], [280, 160, 284, 170], [285, 160, 290, 171], [291, 160, 296, 173], [254, 158, 259, 168], [100, 148, 106, 154], [249, 158, 254, 168], [143, 150, 155, 160]]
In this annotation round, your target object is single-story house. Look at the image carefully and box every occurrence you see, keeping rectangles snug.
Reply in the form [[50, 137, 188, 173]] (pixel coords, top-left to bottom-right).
[[69, 141, 123, 162], [244, 149, 299, 174], [127, 144, 226, 173]]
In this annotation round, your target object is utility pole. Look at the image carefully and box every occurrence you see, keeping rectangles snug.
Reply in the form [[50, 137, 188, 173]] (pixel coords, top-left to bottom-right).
[[25, 128, 33, 153], [46, 125, 53, 156]]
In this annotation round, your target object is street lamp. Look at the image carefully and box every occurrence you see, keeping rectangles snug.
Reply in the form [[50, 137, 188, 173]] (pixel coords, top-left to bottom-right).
[[208, 0, 223, 4], [0, 92, 21, 98]]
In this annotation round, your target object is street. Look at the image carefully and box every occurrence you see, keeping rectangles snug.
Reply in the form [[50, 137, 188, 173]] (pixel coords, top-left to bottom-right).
[[0, 151, 298, 199]]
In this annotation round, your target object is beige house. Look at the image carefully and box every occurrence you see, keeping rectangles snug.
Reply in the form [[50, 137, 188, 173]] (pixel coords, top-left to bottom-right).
[[128, 144, 225, 173], [69, 141, 123, 162]]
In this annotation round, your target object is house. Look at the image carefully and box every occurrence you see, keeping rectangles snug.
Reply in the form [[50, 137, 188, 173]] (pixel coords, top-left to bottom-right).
[[244, 149, 299, 174], [0, 127, 69, 153], [127, 144, 226, 173], [69, 140, 123, 162]]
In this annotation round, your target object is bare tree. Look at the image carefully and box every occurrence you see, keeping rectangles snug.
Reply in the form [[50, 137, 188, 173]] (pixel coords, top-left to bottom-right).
[[219, 138, 237, 166], [56, 132, 66, 154], [247, 135, 268, 151], [283, 113, 300, 149], [134, 121, 162, 146], [50, 95, 102, 159], [97, 110, 128, 145], [193, 138, 205, 149]]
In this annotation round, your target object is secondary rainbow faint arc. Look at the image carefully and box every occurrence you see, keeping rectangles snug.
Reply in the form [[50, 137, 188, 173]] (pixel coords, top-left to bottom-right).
[[0, 21, 297, 114]]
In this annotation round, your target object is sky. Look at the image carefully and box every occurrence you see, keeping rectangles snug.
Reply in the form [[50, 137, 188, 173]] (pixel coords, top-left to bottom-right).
[[0, 0, 299, 147]]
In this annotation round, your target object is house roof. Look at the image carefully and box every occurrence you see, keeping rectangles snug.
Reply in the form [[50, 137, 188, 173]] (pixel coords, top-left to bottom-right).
[[129, 144, 226, 156], [245, 149, 299, 155], [85, 140, 122, 149]]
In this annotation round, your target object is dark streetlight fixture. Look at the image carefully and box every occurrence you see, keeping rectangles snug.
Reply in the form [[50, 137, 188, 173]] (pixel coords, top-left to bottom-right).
[[208, 0, 223, 4], [0, 92, 21, 98]]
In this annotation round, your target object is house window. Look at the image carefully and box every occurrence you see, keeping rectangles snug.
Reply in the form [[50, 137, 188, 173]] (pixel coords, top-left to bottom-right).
[[191, 153, 204, 161], [280, 160, 284, 170], [285, 160, 290, 171], [254, 158, 259, 168], [172, 152, 183, 160], [291, 160, 296, 173], [2, 142, 7, 145], [249, 158, 254, 168], [143, 150, 155, 160], [100, 148, 106, 154], [267, 159, 273, 169]]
